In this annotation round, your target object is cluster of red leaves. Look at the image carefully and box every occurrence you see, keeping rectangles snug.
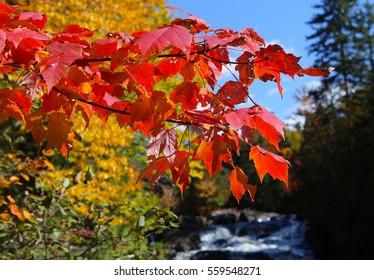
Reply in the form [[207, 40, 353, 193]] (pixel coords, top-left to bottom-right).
[[0, 3, 330, 202]]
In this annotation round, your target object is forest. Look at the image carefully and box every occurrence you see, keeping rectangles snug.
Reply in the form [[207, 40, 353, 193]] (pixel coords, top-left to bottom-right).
[[0, 0, 373, 260]]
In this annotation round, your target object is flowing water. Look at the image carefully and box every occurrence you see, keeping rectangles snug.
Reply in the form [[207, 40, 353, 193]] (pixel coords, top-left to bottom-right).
[[173, 213, 313, 260]]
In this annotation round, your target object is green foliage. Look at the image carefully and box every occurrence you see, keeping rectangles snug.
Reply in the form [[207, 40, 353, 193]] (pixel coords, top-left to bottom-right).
[[0, 182, 177, 259]]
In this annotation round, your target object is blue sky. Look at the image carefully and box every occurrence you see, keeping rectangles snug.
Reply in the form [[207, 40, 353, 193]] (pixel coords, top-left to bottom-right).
[[166, 0, 322, 124]]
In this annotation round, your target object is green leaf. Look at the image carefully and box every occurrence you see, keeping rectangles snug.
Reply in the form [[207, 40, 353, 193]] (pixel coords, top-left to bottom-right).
[[137, 215, 145, 228]]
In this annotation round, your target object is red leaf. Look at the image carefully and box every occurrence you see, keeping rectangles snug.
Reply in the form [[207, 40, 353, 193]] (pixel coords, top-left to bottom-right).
[[223, 108, 252, 131], [170, 151, 190, 192], [300, 67, 333, 78], [138, 156, 170, 188], [155, 55, 182, 79], [0, 3, 16, 14], [253, 44, 302, 96], [135, 25, 192, 59], [131, 91, 175, 135], [40, 42, 83, 91], [170, 82, 201, 110], [89, 39, 119, 59], [193, 138, 233, 176], [18, 12, 47, 29], [218, 81, 248, 107], [0, 88, 32, 124], [60, 24, 95, 38], [229, 166, 257, 203], [248, 106, 285, 150], [249, 145, 289, 186], [239, 28, 265, 54], [124, 63, 155, 92], [5, 28, 50, 48], [45, 111, 75, 157], [11, 37, 43, 67], [147, 128, 178, 164], [0, 30, 5, 53], [235, 52, 255, 86]]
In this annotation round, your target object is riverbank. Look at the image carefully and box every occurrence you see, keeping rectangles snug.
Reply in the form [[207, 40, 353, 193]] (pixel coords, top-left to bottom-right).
[[161, 208, 313, 260]]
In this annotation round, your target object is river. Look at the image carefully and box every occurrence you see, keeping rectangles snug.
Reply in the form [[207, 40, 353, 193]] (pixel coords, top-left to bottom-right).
[[171, 210, 313, 260]]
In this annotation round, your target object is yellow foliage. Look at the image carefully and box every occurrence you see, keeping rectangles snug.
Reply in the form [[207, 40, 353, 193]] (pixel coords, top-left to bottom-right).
[[40, 114, 144, 221], [9, 0, 170, 34]]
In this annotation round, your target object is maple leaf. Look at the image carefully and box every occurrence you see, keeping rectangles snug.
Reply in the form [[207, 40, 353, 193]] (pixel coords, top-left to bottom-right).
[[147, 128, 178, 164], [300, 67, 333, 78], [0, 30, 5, 53], [155, 55, 182, 79], [217, 81, 248, 107], [45, 111, 75, 157], [12, 37, 43, 67], [223, 108, 252, 131], [28, 111, 47, 145], [0, 88, 32, 124], [138, 156, 170, 188], [193, 138, 233, 176], [170, 82, 201, 110], [131, 91, 176, 136], [18, 12, 47, 29], [239, 28, 266, 54], [253, 44, 302, 96], [124, 63, 155, 92], [249, 145, 289, 187], [134, 24, 192, 60], [170, 150, 190, 192], [0, 3, 16, 15], [248, 106, 285, 150], [5, 28, 50, 48], [229, 166, 257, 203], [235, 52, 255, 86], [40, 42, 84, 91]]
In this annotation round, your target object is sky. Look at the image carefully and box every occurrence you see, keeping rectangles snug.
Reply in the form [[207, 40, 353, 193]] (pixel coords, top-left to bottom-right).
[[166, 0, 322, 125]]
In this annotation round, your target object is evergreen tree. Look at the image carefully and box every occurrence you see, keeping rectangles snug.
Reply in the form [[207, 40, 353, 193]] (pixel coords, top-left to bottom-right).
[[295, 0, 374, 259], [307, 0, 364, 95]]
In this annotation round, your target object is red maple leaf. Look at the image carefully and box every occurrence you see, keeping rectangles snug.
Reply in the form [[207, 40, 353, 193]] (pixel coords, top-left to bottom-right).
[[147, 128, 178, 164], [45, 111, 75, 157], [249, 145, 289, 186], [248, 106, 285, 150], [193, 138, 233, 176], [218, 81, 248, 107], [40, 42, 84, 91], [229, 166, 257, 203], [0, 88, 32, 123], [253, 44, 302, 96], [134, 24, 193, 60]]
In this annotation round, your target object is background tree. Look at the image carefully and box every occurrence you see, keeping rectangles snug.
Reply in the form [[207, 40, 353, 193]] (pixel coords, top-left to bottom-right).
[[295, 0, 374, 259]]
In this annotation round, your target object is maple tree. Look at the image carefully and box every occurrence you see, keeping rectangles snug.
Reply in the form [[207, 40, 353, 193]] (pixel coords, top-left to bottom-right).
[[0, 3, 330, 203]]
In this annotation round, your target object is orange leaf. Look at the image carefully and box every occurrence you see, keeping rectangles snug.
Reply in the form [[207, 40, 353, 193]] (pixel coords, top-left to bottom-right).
[[170, 151, 190, 192], [229, 166, 257, 203], [45, 111, 75, 157], [193, 139, 233, 176], [0, 88, 32, 123], [253, 44, 302, 96], [138, 156, 170, 188], [248, 106, 285, 150], [249, 145, 289, 186]]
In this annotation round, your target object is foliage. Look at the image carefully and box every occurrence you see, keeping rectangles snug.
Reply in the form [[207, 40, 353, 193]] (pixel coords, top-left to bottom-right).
[[0, 4, 329, 205], [294, 0, 374, 259], [0, 122, 178, 259], [6, 0, 170, 34]]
